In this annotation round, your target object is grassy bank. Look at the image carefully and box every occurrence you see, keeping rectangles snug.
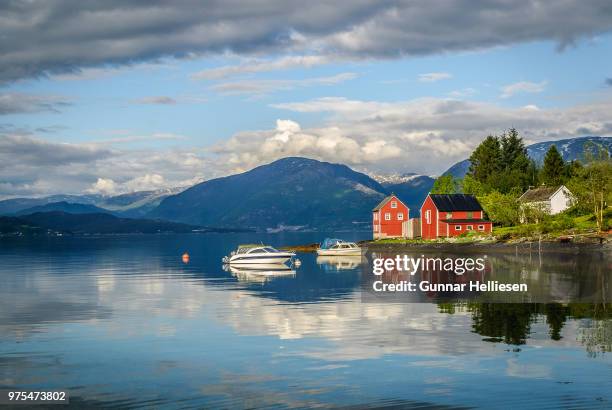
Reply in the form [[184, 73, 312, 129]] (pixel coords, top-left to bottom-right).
[[368, 210, 610, 246]]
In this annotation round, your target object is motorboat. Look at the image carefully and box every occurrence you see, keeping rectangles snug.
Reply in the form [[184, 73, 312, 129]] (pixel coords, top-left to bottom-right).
[[224, 264, 296, 283], [316, 238, 362, 256], [222, 244, 296, 265]]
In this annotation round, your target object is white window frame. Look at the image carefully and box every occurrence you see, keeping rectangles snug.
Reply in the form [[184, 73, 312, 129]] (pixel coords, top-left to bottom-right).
[[466, 225, 473, 230], [373, 212, 378, 221], [455, 225, 462, 231], [374, 225, 378, 232], [397, 213, 404, 221], [425, 210, 431, 224], [385, 213, 391, 221], [391, 201, 397, 209], [478, 225, 485, 231]]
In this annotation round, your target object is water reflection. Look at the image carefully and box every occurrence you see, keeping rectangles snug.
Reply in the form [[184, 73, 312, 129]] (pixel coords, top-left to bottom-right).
[[224, 263, 297, 283], [0, 234, 610, 409], [316, 255, 364, 272]]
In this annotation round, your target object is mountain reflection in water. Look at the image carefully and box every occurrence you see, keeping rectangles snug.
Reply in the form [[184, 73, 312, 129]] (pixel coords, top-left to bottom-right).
[[0, 233, 610, 409]]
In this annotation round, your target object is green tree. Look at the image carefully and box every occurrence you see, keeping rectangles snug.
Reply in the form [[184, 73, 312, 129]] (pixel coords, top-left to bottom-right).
[[526, 159, 540, 187], [541, 145, 565, 186], [468, 135, 501, 188], [498, 129, 531, 192], [431, 175, 459, 194], [479, 190, 520, 226], [460, 174, 487, 196], [566, 143, 611, 231]]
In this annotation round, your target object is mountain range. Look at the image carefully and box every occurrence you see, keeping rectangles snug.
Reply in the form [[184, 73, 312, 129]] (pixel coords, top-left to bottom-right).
[[444, 136, 611, 178], [0, 188, 184, 217], [1, 136, 608, 232]]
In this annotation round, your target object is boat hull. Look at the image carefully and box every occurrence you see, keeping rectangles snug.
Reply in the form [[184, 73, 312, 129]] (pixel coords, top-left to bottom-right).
[[228, 254, 293, 265], [316, 249, 362, 256]]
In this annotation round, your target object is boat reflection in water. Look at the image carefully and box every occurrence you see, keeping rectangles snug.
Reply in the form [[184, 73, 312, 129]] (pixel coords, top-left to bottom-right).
[[224, 263, 296, 283], [316, 255, 364, 272]]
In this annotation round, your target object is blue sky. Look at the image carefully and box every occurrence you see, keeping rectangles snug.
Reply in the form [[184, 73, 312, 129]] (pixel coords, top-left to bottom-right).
[[1, 1, 611, 197]]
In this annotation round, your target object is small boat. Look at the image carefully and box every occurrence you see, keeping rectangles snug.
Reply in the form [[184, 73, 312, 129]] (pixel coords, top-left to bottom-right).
[[316, 238, 362, 256], [225, 264, 296, 282], [222, 244, 295, 265]]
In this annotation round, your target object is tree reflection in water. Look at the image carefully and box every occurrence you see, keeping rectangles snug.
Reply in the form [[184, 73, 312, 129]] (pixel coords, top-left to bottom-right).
[[439, 302, 611, 354]]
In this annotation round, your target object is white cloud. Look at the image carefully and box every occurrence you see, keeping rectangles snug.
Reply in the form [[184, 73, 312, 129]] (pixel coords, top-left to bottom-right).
[[87, 178, 117, 195], [192, 55, 331, 80], [418, 72, 452, 82], [211, 72, 357, 96], [500, 81, 547, 98], [0, 93, 71, 115], [448, 88, 477, 98], [132, 96, 177, 105]]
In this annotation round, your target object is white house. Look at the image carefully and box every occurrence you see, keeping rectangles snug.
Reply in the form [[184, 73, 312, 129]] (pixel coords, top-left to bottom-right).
[[518, 185, 575, 222]]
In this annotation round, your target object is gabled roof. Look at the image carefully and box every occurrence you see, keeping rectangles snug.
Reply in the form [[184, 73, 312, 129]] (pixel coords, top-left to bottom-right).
[[429, 194, 483, 212], [372, 194, 407, 211], [519, 185, 565, 202]]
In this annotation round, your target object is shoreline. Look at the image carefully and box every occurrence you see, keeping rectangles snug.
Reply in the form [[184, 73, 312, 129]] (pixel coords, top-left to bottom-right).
[[281, 234, 610, 254]]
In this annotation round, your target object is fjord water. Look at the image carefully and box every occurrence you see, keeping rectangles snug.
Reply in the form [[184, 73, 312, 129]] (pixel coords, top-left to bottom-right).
[[0, 233, 610, 409]]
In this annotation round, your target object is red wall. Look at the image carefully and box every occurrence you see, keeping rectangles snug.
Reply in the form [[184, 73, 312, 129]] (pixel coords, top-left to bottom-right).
[[421, 196, 491, 239], [373, 196, 409, 238], [420, 196, 438, 239]]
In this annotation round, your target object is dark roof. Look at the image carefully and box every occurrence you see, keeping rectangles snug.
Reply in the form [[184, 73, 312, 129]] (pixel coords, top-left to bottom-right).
[[429, 194, 483, 212], [372, 194, 407, 211], [442, 219, 490, 223], [519, 186, 561, 202]]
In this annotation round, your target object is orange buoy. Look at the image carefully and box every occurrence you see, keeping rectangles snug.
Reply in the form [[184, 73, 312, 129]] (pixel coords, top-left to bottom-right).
[[182, 252, 190, 264]]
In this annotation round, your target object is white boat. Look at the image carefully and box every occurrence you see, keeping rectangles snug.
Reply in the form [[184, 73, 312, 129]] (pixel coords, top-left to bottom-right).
[[222, 244, 295, 265], [225, 264, 296, 283], [316, 238, 362, 256]]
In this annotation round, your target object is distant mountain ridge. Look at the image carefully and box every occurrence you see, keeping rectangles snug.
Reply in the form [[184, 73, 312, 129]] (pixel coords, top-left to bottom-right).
[[150, 157, 388, 230], [16, 201, 112, 216], [0, 187, 185, 217], [444, 136, 611, 178], [1, 211, 251, 235]]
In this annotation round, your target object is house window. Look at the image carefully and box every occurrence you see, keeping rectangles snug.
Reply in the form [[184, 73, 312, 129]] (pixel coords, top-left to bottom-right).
[[397, 213, 404, 221], [467, 225, 473, 230], [373, 213, 378, 221], [385, 213, 391, 221], [467, 211, 473, 219], [455, 225, 462, 231], [425, 210, 431, 224], [478, 225, 485, 231], [446, 212, 452, 219], [374, 225, 378, 232], [391, 201, 397, 208]]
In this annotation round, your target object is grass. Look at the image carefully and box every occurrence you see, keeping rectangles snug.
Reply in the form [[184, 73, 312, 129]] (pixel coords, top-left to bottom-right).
[[371, 209, 610, 244], [493, 209, 609, 241]]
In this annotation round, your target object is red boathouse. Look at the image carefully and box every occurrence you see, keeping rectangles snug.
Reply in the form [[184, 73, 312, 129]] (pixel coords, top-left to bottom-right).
[[420, 194, 492, 239], [372, 194, 410, 239]]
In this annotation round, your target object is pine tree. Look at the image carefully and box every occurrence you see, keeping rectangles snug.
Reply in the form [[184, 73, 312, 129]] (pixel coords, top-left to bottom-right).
[[541, 145, 565, 186], [468, 135, 501, 188], [500, 128, 528, 171]]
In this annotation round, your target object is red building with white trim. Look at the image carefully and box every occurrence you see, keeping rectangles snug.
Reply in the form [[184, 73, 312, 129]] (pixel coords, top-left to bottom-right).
[[420, 194, 492, 239], [372, 194, 409, 239]]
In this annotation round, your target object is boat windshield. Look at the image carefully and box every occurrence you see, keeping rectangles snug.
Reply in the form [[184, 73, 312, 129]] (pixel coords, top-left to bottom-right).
[[321, 238, 343, 249]]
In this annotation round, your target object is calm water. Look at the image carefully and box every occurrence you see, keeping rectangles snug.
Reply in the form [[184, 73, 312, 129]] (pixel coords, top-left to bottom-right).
[[0, 233, 611, 409]]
